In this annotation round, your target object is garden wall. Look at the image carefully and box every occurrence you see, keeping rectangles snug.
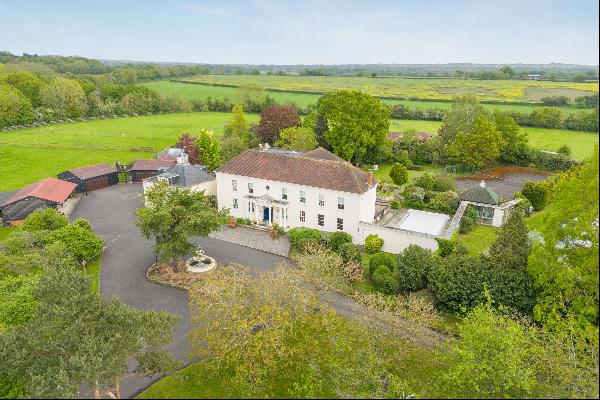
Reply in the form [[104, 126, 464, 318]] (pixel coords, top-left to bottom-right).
[[358, 222, 439, 253]]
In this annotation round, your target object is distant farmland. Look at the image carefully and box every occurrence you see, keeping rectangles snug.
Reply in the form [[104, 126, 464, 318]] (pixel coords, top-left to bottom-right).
[[143, 79, 596, 113], [170, 74, 598, 103]]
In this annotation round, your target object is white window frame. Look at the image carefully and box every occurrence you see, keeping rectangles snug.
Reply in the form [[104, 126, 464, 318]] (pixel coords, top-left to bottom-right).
[[336, 217, 344, 231], [232, 179, 237, 191], [299, 210, 305, 223], [299, 190, 306, 203], [337, 196, 344, 210], [317, 214, 324, 227], [248, 182, 254, 194], [318, 193, 325, 207]]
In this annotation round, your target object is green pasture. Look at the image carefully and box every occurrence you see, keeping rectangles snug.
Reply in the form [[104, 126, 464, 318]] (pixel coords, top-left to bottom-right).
[[0, 112, 258, 191], [143, 80, 582, 113], [0, 112, 595, 192], [173, 74, 598, 103]]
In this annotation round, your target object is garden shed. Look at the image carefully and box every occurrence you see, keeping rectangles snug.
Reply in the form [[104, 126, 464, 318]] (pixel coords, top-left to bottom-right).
[[58, 163, 119, 192], [0, 178, 77, 225]]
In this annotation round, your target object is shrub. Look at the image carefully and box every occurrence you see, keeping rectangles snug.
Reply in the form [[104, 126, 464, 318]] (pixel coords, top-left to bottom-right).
[[435, 238, 456, 257], [329, 231, 353, 252], [513, 193, 533, 217], [459, 204, 479, 234], [343, 261, 364, 283], [296, 239, 320, 254], [397, 245, 437, 292], [318, 230, 333, 248], [521, 181, 549, 211], [22, 208, 68, 232], [371, 265, 399, 294], [288, 227, 321, 245], [389, 199, 401, 209], [402, 185, 426, 209], [407, 164, 424, 171], [428, 190, 460, 214], [427, 254, 488, 313], [557, 144, 571, 157], [431, 173, 457, 192], [368, 252, 396, 276], [338, 242, 361, 264], [529, 148, 577, 171], [389, 162, 408, 185], [364, 234, 384, 254], [413, 173, 435, 191]]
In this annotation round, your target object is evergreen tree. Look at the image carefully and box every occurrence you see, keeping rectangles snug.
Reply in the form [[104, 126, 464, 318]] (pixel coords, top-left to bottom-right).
[[488, 211, 531, 270]]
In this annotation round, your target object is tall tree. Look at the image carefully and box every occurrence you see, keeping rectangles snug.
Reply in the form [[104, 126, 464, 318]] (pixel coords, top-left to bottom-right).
[[317, 90, 390, 163], [136, 181, 227, 262], [226, 104, 250, 143], [188, 265, 407, 398], [41, 77, 88, 118], [197, 129, 222, 171], [176, 133, 200, 164], [488, 211, 531, 270], [256, 104, 301, 145], [0, 84, 34, 127], [493, 112, 529, 164], [0, 71, 46, 107], [445, 115, 503, 169], [528, 149, 599, 331], [275, 126, 318, 151], [438, 94, 487, 146], [0, 266, 181, 399]]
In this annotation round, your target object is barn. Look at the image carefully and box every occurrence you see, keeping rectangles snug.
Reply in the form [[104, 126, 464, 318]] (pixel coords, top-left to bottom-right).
[[130, 159, 176, 183], [58, 163, 119, 192], [0, 178, 77, 225]]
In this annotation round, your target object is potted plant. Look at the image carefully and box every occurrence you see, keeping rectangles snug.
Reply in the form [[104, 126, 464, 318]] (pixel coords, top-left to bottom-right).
[[270, 229, 279, 238], [228, 219, 237, 228]]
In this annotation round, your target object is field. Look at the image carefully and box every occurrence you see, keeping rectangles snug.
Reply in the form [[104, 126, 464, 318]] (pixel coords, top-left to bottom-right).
[[0, 112, 596, 192], [170, 74, 598, 103], [0, 112, 258, 191], [143, 80, 584, 113]]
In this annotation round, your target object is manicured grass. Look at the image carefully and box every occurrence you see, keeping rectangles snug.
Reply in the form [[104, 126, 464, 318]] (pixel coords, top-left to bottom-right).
[[457, 225, 500, 255], [0, 112, 259, 191], [175, 74, 598, 104], [144, 79, 585, 113], [0, 226, 16, 242], [84, 257, 102, 294]]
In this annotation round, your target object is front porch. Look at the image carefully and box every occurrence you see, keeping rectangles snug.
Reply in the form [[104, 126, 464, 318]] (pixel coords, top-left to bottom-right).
[[245, 194, 289, 228]]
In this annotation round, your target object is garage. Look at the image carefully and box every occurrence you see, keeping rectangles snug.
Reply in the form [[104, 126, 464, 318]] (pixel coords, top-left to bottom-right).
[[57, 163, 119, 193], [130, 159, 176, 183]]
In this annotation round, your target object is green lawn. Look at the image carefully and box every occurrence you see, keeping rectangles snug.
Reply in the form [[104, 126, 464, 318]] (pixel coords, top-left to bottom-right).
[[144, 79, 586, 113], [457, 225, 500, 255], [0, 112, 259, 191]]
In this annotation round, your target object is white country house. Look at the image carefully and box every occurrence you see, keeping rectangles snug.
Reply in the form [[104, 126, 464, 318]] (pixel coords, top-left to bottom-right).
[[215, 147, 377, 242]]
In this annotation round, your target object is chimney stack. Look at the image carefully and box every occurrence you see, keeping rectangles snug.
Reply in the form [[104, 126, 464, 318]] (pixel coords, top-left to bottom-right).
[[367, 172, 373, 186]]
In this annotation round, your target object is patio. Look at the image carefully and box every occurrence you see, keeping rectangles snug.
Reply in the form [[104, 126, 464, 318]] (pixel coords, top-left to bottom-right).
[[209, 224, 291, 257]]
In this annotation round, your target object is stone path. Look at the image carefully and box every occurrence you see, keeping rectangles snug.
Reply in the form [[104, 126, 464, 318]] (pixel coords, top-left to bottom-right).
[[209, 225, 291, 256]]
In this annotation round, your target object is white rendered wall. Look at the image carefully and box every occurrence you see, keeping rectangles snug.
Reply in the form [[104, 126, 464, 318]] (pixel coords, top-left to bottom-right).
[[216, 172, 375, 242], [358, 222, 439, 253]]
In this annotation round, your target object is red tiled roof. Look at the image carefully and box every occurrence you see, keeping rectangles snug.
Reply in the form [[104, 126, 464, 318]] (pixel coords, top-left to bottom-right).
[[216, 148, 377, 194], [131, 159, 176, 171], [303, 147, 346, 162], [68, 163, 117, 180], [2, 178, 77, 207]]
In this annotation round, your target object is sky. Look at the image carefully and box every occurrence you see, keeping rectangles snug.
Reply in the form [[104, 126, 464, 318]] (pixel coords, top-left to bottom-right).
[[0, 0, 598, 65]]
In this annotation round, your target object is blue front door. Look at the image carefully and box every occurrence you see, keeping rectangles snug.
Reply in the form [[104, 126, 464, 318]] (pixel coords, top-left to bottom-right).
[[263, 207, 270, 221]]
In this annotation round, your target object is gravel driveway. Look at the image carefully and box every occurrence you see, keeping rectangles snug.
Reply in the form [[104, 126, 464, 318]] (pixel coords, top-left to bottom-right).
[[70, 184, 288, 398]]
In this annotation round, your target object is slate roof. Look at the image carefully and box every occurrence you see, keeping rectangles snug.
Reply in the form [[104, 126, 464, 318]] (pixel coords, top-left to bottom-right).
[[2, 178, 77, 207], [216, 148, 376, 194], [459, 183, 500, 205], [156, 164, 214, 187], [67, 163, 117, 180], [131, 159, 176, 171]]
